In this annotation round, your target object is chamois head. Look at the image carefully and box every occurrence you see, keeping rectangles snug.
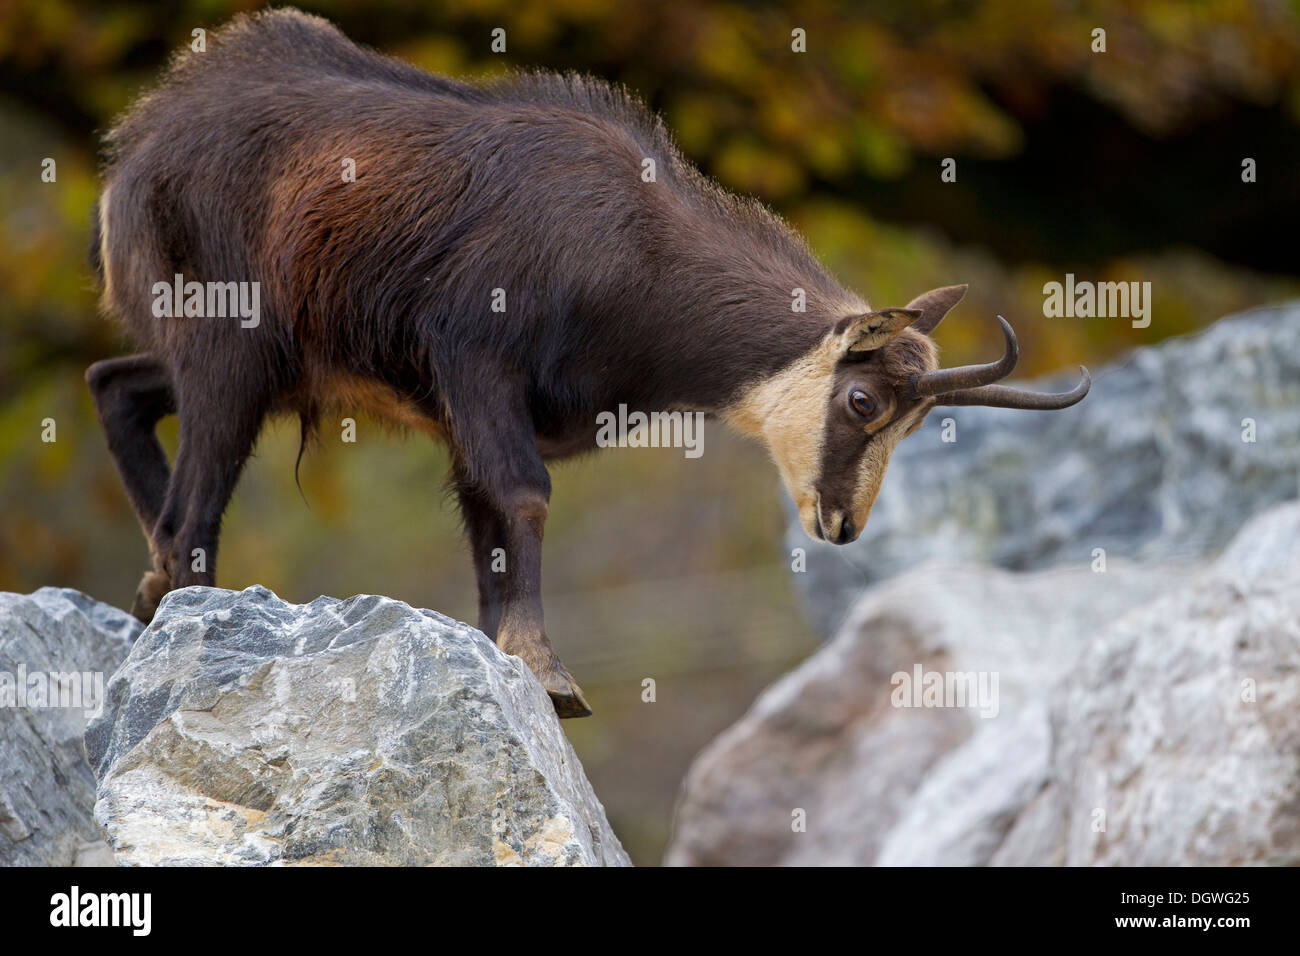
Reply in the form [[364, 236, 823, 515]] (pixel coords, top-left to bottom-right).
[[731, 284, 1091, 545]]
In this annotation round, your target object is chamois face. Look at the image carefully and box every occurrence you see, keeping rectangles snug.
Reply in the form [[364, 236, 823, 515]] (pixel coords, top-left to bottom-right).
[[765, 320, 938, 546], [806, 328, 939, 543], [723, 286, 967, 547], [726, 281, 1094, 543]]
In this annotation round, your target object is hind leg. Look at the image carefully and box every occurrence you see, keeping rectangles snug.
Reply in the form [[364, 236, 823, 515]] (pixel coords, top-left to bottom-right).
[[149, 381, 268, 607], [86, 354, 177, 620]]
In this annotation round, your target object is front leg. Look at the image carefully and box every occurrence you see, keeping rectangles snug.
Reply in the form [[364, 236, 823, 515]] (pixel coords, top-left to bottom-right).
[[449, 381, 591, 718], [455, 474, 506, 639], [493, 487, 591, 718]]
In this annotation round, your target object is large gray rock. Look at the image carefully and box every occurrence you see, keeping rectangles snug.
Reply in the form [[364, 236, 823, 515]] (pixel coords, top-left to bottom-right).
[[667, 500, 1300, 866], [0, 588, 140, 866], [87, 585, 629, 866], [792, 306, 1300, 635], [1046, 503, 1300, 867]]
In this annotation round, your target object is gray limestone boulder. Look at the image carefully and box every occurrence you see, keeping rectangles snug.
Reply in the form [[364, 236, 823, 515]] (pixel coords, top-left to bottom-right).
[[667, 500, 1300, 866], [0, 587, 140, 866], [85, 585, 629, 866]]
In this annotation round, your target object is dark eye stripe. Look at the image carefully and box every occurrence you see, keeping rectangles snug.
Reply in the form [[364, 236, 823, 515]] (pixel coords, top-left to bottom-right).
[[815, 406, 874, 506]]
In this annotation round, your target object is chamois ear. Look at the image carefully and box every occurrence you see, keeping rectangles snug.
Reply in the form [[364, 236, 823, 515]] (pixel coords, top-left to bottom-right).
[[905, 284, 968, 335], [835, 308, 922, 354]]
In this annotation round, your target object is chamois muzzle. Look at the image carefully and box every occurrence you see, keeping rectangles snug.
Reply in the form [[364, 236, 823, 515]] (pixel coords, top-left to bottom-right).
[[909, 315, 1091, 410]]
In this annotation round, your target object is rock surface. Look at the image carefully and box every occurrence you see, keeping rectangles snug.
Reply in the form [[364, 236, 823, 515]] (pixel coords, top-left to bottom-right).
[[791, 307, 1300, 635], [1046, 503, 1300, 867], [87, 585, 629, 866], [0, 587, 139, 866], [667, 500, 1300, 866]]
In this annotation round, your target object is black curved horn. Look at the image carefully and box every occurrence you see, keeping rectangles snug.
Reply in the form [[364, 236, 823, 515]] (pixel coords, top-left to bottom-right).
[[930, 366, 1092, 410], [910, 315, 1019, 398]]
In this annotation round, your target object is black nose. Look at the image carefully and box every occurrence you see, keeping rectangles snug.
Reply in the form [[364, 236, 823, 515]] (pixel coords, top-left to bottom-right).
[[835, 518, 855, 545]]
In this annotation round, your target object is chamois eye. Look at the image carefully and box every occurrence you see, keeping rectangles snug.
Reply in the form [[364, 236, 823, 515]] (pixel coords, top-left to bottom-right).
[[849, 389, 876, 419]]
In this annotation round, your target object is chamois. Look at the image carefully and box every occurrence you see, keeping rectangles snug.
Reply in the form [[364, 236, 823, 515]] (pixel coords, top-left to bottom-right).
[[86, 9, 1089, 718]]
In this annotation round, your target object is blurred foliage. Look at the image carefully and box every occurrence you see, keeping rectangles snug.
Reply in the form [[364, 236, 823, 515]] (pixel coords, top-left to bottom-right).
[[2, 0, 1299, 863]]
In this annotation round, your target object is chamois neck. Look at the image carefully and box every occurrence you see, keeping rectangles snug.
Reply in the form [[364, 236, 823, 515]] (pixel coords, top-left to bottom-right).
[[647, 213, 863, 417]]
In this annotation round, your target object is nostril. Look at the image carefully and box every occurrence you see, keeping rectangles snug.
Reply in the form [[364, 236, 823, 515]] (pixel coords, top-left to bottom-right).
[[836, 518, 855, 545]]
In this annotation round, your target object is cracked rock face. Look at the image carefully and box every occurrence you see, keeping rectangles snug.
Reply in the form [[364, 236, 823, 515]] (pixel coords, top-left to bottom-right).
[[86, 586, 629, 866], [668, 501, 1300, 866], [0, 587, 139, 866]]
